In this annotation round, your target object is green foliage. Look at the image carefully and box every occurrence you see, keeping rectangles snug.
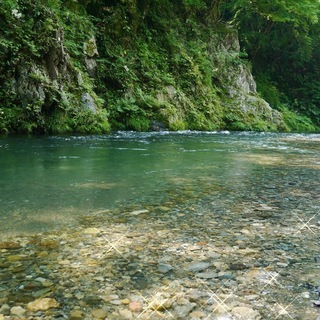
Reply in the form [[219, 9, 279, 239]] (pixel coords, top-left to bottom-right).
[[1, 0, 319, 133], [222, 0, 320, 129], [278, 104, 317, 132], [67, 108, 110, 134], [256, 75, 282, 109]]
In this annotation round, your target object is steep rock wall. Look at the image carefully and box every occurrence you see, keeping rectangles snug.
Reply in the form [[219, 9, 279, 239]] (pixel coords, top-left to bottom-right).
[[0, 3, 108, 134], [0, 0, 286, 133], [212, 30, 285, 131]]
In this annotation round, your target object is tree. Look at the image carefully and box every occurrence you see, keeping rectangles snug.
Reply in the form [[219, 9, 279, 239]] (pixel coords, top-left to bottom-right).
[[221, 0, 320, 125]]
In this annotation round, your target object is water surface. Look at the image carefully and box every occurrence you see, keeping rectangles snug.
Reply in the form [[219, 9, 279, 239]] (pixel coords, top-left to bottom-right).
[[1, 131, 320, 319], [0, 131, 319, 237]]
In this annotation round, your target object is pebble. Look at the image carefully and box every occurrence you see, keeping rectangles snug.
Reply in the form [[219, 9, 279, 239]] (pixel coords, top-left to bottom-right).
[[195, 271, 218, 279], [128, 301, 143, 312], [83, 227, 100, 234], [69, 309, 83, 319], [0, 178, 319, 320], [186, 262, 211, 272], [121, 298, 130, 305], [150, 298, 173, 311], [119, 309, 133, 319], [10, 306, 26, 316], [130, 209, 149, 215], [27, 298, 59, 311], [313, 300, 320, 307], [92, 308, 108, 319], [232, 306, 261, 319], [174, 303, 197, 318], [158, 263, 174, 273]]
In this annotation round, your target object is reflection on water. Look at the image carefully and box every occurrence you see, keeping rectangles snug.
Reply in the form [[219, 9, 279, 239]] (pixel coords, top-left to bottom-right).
[[0, 131, 319, 237]]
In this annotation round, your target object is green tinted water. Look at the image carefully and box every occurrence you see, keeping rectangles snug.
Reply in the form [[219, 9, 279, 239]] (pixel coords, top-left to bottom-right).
[[0, 131, 319, 237], [0, 131, 320, 319]]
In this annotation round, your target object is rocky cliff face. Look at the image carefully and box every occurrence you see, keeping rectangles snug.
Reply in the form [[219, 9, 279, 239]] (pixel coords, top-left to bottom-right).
[[0, 3, 108, 134], [0, 1, 285, 133], [213, 30, 285, 131], [11, 28, 106, 132], [147, 28, 285, 132]]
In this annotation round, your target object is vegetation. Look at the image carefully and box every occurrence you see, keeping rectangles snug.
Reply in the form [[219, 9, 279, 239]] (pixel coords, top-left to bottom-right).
[[223, 0, 320, 129], [0, 0, 319, 133]]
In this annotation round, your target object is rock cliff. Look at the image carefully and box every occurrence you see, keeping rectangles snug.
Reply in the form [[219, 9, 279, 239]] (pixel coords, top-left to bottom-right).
[[0, 1, 286, 133]]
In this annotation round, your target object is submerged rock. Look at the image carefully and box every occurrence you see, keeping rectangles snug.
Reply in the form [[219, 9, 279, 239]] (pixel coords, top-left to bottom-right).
[[27, 297, 59, 311], [186, 262, 211, 272]]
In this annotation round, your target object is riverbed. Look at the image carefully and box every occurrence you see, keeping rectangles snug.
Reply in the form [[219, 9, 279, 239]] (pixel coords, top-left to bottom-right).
[[0, 131, 319, 319]]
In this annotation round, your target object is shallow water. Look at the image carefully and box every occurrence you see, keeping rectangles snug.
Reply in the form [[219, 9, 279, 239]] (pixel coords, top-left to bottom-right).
[[0, 131, 319, 237], [0, 131, 320, 319]]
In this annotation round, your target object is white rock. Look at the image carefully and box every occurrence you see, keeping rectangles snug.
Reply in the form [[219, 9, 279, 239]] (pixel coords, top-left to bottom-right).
[[27, 298, 59, 311], [10, 306, 26, 316], [119, 309, 133, 319], [84, 227, 100, 234], [186, 262, 211, 272], [92, 308, 108, 319], [232, 306, 261, 319], [130, 209, 149, 215]]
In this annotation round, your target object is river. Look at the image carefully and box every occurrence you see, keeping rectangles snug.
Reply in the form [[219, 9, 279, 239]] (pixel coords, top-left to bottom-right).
[[0, 131, 319, 319]]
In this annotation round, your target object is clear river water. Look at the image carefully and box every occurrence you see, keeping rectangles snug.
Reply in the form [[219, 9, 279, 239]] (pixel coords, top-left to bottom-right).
[[0, 131, 319, 319], [0, 131, 319, 237]]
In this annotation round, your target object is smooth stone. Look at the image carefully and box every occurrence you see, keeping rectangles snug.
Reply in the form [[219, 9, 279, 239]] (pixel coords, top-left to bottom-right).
[[128, 301, 143, 312], [186, 262, 211, 272], [6, 255, 24, 262], [27, 297, 59, 311], [92, 308, 108, 319], [313, 300, 320, 307], [130, 209, 149, 215], [10, 306, 26, 316], [219, 272, 236, 280], [174, 303, 196, 318], [69, 309, 83, 319], [31, 288, 52, 298], [190, 310, 207, 318], [121, 298, 130, 305], [195, 272, 218, 279], [189, 290, 209, 302], [232, 306, 261, 319], [84, 228, 100, 234], [208, 251, 221, 258], [276, 262, 288, 267], [158, 263, 174, 273], [150, 298, 173, 311], [0, 242, 21, 249], [119, 309, 133, 319], [214, 315, 233, 320]]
